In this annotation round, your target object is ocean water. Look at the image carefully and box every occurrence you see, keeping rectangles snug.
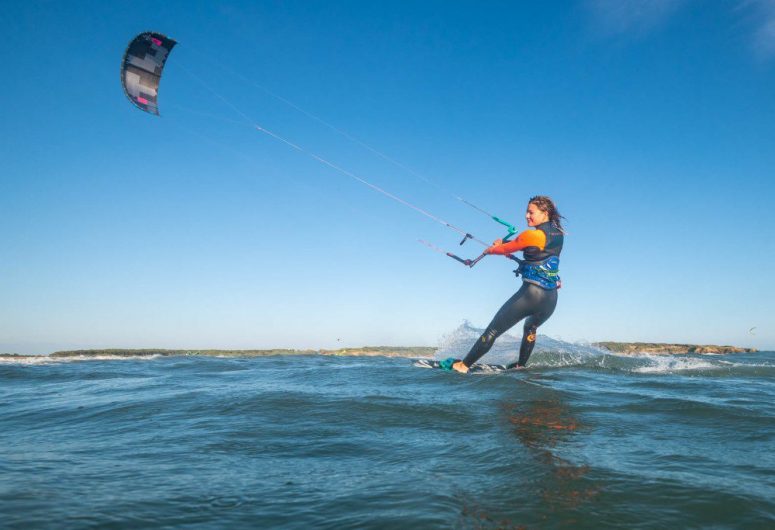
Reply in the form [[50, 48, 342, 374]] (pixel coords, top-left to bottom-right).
[[2, 331, 773, 529]]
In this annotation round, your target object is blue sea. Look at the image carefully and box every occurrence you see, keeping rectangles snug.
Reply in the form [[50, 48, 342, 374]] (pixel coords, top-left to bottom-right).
[[2, 328, 773, 529]]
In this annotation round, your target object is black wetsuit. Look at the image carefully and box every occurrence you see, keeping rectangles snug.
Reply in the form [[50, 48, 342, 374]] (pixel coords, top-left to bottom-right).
[[462, 221, 563, 368]]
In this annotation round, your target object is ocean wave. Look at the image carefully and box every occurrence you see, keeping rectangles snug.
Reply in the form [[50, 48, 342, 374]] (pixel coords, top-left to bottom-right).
[[0, 354, 164, 365]]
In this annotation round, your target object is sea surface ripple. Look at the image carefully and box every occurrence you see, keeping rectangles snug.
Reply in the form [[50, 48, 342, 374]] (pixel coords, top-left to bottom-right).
[[1, 344, 774, 529]]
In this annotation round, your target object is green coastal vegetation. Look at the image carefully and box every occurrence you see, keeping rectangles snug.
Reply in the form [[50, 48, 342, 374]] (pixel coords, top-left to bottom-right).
[[49, 348, 318, 358], [319, 346, 438, 357], [0, 349, 316, 359], [42, 346, 437, 358], [0, 344, 757, 359]]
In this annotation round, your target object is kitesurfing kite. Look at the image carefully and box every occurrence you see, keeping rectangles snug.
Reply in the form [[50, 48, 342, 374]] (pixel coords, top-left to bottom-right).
[[121, 32, 177, 115]]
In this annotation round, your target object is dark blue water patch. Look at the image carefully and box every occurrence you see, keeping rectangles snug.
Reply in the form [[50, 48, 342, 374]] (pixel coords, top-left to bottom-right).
[[1, 353, 774, 528]]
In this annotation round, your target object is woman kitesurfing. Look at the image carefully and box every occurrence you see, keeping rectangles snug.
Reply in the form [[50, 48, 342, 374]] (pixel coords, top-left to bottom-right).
[[118, 34, 565, 375], [445, 196, 565, 372]]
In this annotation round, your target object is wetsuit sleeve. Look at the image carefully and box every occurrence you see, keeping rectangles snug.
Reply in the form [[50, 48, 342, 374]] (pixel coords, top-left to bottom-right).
[[486, 229, 546, 255]]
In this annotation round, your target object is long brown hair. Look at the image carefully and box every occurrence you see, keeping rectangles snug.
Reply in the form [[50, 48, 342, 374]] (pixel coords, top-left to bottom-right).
[[529, 195, 565, 233]]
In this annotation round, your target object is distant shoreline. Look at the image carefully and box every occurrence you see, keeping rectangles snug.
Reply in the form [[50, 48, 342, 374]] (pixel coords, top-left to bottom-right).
[[0, 343, 758, 359], [594, 342, 757, 355]]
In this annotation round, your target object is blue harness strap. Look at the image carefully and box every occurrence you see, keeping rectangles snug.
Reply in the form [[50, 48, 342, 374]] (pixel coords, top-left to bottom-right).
[[518, 256, 561, 290]]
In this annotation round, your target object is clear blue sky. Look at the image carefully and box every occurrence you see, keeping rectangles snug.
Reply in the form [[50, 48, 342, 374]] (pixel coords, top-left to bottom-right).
[[2, 1, 774, 354]]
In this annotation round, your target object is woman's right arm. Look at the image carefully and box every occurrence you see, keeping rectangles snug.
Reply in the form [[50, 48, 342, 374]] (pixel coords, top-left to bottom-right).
[[485, 229, 546, 255]]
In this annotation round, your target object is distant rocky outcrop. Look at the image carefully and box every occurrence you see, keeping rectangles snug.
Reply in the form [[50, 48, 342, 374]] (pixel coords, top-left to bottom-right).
[[594, 342, 757, 355]]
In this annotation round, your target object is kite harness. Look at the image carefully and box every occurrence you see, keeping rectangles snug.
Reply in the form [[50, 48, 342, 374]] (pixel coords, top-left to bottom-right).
[[514, 221, 563, 289]]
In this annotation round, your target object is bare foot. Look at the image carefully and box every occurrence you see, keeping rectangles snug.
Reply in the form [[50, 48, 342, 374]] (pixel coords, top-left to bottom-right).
[[452, 361, 469, 373]]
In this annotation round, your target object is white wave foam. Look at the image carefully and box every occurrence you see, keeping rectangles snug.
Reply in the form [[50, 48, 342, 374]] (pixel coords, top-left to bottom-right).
[[0, 354, 163, 365], [630, 355, 726, 374]]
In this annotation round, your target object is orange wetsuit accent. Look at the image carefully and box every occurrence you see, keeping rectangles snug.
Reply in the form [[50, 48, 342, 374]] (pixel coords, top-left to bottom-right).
[[486, 229, 546, 255]]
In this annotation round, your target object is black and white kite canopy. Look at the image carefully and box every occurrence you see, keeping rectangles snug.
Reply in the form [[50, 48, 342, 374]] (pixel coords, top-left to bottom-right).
[[121, 32, 177, 116]]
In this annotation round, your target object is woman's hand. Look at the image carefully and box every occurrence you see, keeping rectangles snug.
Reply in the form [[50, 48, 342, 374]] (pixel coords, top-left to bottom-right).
[[485, 239, 503, 255]]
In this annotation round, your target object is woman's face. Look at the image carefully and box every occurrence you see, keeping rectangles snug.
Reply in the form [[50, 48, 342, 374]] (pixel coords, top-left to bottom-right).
[[526, 203, 549, 227]]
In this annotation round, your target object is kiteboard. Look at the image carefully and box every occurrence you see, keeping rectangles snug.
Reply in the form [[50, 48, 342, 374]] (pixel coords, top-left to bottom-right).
[[413, 358, 520, 373]]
